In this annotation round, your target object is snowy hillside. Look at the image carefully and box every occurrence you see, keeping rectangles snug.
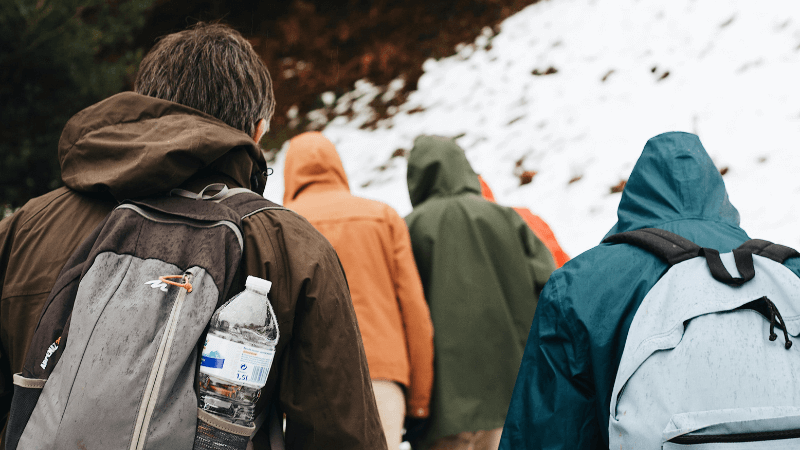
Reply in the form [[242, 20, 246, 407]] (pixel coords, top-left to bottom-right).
[[264, 0, 800, 258]]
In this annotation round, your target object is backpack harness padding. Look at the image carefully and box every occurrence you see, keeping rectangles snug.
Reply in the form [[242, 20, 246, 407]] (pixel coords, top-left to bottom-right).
[[603, 228, 800, 286], [603, 228, 800, 349]]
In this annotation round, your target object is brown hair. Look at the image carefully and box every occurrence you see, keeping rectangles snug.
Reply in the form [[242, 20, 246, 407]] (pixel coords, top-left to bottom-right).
[[134, 22, 274, 137]]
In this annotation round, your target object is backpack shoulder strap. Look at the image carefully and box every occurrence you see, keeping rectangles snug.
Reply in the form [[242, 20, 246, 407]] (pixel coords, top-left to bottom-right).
[[171, 184, 290, 219], [603, 228, 753, 286], [736, 239, 800, 264], [602, 228, 702, 266], [217, 188, 288, 449], [216, 188, 290, 220]]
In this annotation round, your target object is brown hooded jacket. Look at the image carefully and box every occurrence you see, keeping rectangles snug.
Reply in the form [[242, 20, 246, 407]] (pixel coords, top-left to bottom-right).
[[0, 92, 387, 449], [283, 132, 434, 418]]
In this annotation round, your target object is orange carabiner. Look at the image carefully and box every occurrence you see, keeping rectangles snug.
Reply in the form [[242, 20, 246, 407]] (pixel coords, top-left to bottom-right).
[[159, 275, 193, 293]]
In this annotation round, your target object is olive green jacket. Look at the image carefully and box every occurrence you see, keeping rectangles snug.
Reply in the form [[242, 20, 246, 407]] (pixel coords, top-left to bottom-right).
[[404, 136, 555, 447]]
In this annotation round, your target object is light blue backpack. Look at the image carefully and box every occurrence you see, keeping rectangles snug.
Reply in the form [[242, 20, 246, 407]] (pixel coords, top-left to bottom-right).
[[604, 228, 800, 449]]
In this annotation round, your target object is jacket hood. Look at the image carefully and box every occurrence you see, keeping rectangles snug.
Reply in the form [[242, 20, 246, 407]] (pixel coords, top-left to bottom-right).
[[407, 135, 481, 207], [605, 131, 740, 238], [283, 131, 349, 205], [58, 92, 268, 201]]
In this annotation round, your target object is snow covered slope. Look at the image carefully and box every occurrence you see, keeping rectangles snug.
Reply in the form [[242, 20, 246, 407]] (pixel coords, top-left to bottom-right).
[[264, 0, 800, 257]]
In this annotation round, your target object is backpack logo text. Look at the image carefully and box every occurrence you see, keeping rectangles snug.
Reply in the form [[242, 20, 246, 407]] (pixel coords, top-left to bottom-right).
[[144, 279, 169, 292], [40, 337, 61, 370]]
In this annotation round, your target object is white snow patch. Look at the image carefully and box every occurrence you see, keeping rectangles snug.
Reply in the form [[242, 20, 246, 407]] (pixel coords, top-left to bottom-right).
[[265, 0, 800, 257]]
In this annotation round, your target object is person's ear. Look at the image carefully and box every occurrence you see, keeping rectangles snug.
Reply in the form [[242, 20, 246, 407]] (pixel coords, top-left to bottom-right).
[[252, 119, 268, 143]]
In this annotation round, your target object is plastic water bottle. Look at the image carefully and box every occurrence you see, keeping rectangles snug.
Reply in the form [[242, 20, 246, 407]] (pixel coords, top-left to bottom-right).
[[198, 276, 279, 426]]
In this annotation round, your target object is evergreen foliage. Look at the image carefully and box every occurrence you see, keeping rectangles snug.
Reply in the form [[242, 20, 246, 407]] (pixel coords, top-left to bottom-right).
[[0, 0, 154, 208]]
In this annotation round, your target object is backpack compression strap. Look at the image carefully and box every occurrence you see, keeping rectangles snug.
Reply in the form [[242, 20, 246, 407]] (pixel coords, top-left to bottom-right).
[[602, 228, 770, 287]]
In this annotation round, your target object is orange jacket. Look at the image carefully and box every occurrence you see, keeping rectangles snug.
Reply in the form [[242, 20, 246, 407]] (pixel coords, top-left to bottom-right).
[[479, 176, 570, 268], [283, 132, 434, 418]]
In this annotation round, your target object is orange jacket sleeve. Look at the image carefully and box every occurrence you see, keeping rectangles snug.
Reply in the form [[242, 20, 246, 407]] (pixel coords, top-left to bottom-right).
[[388, 208, 434, 418]]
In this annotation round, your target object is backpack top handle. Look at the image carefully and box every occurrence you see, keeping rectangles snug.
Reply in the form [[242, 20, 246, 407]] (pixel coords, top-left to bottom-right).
[[698, 247, 754, 287]]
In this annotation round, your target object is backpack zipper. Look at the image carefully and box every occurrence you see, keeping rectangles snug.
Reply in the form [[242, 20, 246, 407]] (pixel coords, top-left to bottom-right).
[[129, 272, 193, 450], [670, 428, 800, 444]]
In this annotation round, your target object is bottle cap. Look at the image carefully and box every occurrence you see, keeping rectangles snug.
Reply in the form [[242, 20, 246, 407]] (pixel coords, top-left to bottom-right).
[[245, 276, 272, 295]]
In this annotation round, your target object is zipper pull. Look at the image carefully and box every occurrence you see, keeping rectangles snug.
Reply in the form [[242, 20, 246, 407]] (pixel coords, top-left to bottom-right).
[[159, 273, 193, 293]]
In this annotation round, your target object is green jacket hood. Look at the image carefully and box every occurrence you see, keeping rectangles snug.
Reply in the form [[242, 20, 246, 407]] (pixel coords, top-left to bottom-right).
[[605, 131, 740, 238], [58, 92, 268, 201], [406, 135, 481, 207]]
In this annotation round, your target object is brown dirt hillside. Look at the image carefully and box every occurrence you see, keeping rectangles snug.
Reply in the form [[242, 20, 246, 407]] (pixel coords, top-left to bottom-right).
[[137, 0, 541, 150]]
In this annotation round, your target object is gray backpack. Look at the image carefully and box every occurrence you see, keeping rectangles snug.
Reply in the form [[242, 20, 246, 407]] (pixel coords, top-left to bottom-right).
[[604, 228, 800, 449], [5, 185, 284, 450]]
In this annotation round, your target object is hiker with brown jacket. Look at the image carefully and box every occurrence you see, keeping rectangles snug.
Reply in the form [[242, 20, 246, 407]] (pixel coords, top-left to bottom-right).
[[0, 23, 386, 450], [283, 131, 434, 450]]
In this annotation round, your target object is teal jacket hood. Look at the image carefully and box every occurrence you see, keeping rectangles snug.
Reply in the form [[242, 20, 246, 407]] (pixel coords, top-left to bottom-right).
[[605, 131, 740, 238], [406, 135, 481, 207]]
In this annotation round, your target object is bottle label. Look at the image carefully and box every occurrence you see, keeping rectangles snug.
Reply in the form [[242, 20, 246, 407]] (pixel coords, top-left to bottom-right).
[[200, 333, 274, 389]]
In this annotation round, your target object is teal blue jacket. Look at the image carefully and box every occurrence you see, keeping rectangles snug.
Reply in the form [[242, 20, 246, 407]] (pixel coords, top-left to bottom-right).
[[500, 131, 800, 449]]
